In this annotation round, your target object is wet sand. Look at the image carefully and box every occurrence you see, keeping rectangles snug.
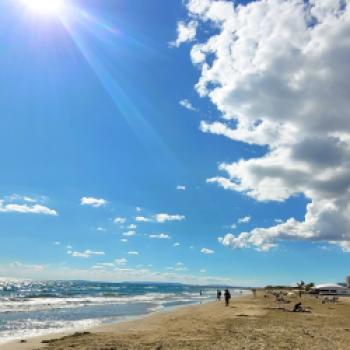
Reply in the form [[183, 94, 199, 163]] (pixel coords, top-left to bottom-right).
[[2, 292, 350, 350]]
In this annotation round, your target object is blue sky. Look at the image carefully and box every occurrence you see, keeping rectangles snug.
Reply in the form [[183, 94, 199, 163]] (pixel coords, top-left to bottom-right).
[[1, 0, 350, 286]]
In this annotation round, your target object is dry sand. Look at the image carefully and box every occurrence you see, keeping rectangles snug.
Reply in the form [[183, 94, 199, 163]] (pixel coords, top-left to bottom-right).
[[2, 292, 350, 350]]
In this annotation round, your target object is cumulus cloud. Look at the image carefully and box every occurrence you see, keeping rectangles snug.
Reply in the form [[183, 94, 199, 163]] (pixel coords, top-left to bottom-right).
[[176, 185, 186, 190], [173, 242, 181, 247], [180, 0, 350, 252], [149, 233, 170, 239], [80, 197, 107, 208], [238, 216, 251, 224], [97, 227, 106, 232], [201, 248, 214, 254], [128, 224, 137, 229], [120, 238, 128, 243], [68, 249, 105, 258], [171, 20, 197, 47], [0, 200, 58, 216], [179, 99, 197, 111]]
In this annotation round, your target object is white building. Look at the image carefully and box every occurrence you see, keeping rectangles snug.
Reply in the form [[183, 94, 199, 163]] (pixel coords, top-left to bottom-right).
[[312, 282, 350, 296]]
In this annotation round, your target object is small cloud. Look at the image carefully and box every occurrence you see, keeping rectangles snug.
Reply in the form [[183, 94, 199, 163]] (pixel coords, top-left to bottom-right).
[[128, 224, 137, 229], [200, 269, 207, 273], [120, 238, 128, 243], [68, 249, 105, 258], [201, 248, 214, 255], [115, 258, 127, 266], [122, 231, 136, 237], [136, 206, 142, 212], [230, 223, 237, 229], [176, 262, 184, 266], [66, 245, 73, 250], [154, 213, 185, 223], [274, 218, 283, 224], [173, 242, 180, 247], [176, 185, 186, 190], [80, 197, 107, 208], [149, 233, 170, 239], [238, 216, 251, 224], [0, 199, 58, 216], [53, 241, 60, 245], [135, 216, 151, 222], [114, 217, 126, 224], [100, 262, 114, 267], [97, 227, 106, 232], [128, 251, 139, 255], [179, 99, 197, 111]]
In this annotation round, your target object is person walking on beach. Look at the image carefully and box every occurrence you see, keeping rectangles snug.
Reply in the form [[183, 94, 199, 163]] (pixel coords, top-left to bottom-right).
[[216, 290, 222, 301], [224, 289, 231, 306]]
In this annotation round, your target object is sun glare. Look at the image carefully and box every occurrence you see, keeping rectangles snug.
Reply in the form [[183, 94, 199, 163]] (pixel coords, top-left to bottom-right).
[[22, 0, 64, 16]]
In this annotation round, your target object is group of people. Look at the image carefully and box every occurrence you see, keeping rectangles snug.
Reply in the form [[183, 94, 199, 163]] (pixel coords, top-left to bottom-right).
[[216, 289, 231, 306]]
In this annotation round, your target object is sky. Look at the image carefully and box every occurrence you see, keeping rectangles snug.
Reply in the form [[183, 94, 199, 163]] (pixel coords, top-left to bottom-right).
[[0, 0, 350, 286]]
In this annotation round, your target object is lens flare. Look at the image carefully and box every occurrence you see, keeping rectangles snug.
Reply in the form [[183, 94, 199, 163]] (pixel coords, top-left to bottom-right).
[[21, 0, 64, 16]]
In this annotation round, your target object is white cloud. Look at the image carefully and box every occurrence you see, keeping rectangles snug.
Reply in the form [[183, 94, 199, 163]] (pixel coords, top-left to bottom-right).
[[149, 233, 170, 239], [181, 0, 350, 252], [115, 258, 127, 266], [179, 99, 196, 111], [68, 250, 105, 258], [153, 213, 185, 223], [120, 238, 128, 243], [238, 216, 251, 224], [53, 241, 60, 245], [200, 269, 207, 273], [173, 242, 181, 247], [0, 199, 57, 216], [122, 230, 136, 237], [200, 248, 214, 255], [171, 20, 197, 47], [97, 227, 106, 232], [135, 216, 151, 222], [136, 213, 185, 223], [176, 185, 186, 191], [128, 224, 137, 229], [128, 251, 139, 255], [80, 197, 107, 208], [114, 217, 126, 224], [136, 207, 142, 212], [230, 224, 237, 229]]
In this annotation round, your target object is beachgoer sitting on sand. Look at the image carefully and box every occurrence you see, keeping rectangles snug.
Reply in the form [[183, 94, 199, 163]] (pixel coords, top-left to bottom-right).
[[292, 302, 311, 313], [224, 289, 231, 306]]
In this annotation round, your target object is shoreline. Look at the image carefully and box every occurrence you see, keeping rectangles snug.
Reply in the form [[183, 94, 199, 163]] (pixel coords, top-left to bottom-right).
[[2, 292, 350, 349], [0, 296, 223, 350]]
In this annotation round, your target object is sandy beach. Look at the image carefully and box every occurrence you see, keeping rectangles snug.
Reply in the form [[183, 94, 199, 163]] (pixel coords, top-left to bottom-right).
[[2, 292, 350, 350]]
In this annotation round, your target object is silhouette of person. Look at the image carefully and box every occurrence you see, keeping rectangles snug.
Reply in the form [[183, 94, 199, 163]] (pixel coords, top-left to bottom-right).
[[224, 289, 231, 306], [216, 289, 222, 301]]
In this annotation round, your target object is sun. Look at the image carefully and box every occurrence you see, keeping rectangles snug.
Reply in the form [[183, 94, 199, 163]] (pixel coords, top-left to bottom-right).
[[21, 0, 64, 16]]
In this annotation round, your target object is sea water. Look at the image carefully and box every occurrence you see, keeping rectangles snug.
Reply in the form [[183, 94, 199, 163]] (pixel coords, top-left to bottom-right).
[[0, 280, 228, 344]]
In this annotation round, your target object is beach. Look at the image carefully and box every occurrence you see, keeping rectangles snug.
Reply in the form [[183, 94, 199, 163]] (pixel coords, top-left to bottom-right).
[[2, 292, 350, 350]]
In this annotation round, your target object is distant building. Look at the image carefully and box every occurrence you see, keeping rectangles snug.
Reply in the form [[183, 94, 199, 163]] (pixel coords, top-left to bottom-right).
[[312, 277, 350, 296]]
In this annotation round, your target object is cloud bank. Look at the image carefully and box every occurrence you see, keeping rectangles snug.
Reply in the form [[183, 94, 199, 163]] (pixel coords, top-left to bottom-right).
[[179, 0, 350, 252]]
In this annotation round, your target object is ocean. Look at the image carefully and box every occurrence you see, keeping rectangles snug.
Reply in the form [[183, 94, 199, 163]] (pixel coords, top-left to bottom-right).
[[0, 280, 242, 344]]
